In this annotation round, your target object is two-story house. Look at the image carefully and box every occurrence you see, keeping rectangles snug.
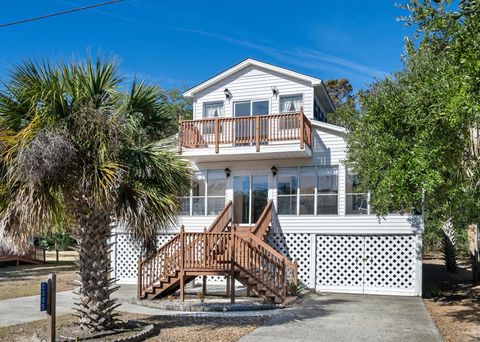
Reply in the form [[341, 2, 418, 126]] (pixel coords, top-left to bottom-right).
[[112, 59, 423, 299]]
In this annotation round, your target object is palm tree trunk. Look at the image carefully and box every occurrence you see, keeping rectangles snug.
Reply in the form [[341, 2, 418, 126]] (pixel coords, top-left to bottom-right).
[[72, 201, 120, 332], [442, 220, 458, 273]]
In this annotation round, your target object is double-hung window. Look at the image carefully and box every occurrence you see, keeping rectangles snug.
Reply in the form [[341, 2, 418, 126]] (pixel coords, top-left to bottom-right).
[[180, 170, 226, 216], [345, 168, 369, 215], [299, 167, 315, 215], [203, 102, 224, 134], [279, 95, 303, 130]]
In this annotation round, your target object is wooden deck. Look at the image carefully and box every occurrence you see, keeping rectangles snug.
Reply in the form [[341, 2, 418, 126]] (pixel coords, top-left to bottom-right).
[[178, 110, 312, 154], [138, 201, 298, 304], [0, 246, 47, 265]]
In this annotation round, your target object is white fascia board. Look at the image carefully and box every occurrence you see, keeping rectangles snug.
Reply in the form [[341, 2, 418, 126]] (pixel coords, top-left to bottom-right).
[[310, 119, 347, 134], [183, 58, 322, 98]]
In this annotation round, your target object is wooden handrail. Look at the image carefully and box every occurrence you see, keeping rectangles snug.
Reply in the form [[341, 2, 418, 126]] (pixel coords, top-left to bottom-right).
[[207, 200, 232, 233], [179, 112, 312, 153], [251, 200, 273, 239]]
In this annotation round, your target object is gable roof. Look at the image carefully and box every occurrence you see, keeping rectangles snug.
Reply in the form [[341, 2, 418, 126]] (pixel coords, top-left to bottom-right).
[[183, 58, 324, 98]]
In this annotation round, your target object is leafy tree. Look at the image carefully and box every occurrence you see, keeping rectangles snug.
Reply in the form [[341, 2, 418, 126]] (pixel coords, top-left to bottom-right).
[[324, 79, 355, 126], [0, 58, 192, 331], [345, 0, 480, 270]]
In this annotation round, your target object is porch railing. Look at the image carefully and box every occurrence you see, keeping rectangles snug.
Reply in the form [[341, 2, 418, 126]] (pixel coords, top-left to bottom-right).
[[179, 109, 312, 154]]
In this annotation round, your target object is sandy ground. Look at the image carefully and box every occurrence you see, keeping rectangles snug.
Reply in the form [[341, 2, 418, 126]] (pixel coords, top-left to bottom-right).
[[0, 312, 265, 342], [0, 251, 78, 300], [423, 258, 480, 342]]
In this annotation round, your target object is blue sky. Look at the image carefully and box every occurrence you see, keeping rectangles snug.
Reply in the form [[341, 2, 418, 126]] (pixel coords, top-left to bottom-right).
[[0, 0, 415, 92]]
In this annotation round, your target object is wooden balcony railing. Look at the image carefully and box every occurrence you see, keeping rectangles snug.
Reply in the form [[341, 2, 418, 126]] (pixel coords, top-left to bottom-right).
[[179, 110, 312, 154]]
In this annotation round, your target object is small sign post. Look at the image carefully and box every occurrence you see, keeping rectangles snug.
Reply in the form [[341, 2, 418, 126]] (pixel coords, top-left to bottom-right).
[[40, 274, 56, 342], [40, 282, 48, 312]]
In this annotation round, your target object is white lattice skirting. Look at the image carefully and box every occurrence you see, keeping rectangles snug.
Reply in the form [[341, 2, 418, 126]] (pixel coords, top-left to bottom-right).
[[111, 232, 422, 296]]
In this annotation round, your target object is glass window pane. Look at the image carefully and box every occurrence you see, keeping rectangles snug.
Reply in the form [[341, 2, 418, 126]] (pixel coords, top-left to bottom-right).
[[346, 194, 368, 215], [207, 170, 226, 196], [193, 178, 205, 197], [299, 196, 314, 215], [192, 197, 205, 215], [179, 197, 190, 215], [207, 197, 225, 215], [277, 196, 297, 215], [252, 101, 269, 116], [203, 102, 224, 118], [300, 167, 315, 194], [317, 195, 338, 215], [280, 95, 303, 113], [346, 168, 359, 193], [234, 102, 251, 117], [277, 168, 297, 195], [318, 167, 338, 193], [252, 175, 269, 222]]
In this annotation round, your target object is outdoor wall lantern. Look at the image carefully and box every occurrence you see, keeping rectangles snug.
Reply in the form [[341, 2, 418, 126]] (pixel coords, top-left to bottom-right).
[[224, 168, 231, 177], [271, 166, 278, 176], [271, 86, 279, 96], [224, 88, 232, 100]]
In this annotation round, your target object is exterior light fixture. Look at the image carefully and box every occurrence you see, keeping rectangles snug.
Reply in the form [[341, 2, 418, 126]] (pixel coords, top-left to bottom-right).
[[224, 168, 231, 177], [224, 88, 232, 100], [271, 86, 278, 96], [271, 166, 278, 176]]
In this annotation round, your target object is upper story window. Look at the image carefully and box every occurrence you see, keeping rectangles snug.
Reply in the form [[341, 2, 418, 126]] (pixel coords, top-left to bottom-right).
[[203, 102, 224, 118], [280, 95, 303, 113], [345, 168, 369, 215], [314, 100, 326, 122], [180, 170, 226, 216], [277, 166, 338, 215]]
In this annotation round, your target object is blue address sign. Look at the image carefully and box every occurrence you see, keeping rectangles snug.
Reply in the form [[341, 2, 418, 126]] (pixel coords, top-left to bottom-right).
[[40, 282, 48, 312]]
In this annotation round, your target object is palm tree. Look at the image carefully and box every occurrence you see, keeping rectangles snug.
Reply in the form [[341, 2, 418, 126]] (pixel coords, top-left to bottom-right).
[[0, 58, 191, 332]]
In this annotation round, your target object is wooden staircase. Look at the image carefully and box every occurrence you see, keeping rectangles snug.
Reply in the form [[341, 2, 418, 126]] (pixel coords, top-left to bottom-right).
[[137, 200, 298, 304]]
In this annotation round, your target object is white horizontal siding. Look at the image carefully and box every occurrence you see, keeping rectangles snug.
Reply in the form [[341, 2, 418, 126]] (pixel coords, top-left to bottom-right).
[[193, 65, 314, 120]]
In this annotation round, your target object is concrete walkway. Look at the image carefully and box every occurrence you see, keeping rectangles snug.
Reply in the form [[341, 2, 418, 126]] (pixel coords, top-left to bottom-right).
[[0, 286, 442, 342], [240, 293, 443, 342], [0, 285, 278, 328]]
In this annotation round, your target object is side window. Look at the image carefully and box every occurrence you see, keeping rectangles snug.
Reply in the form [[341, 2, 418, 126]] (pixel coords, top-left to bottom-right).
[[280, 95, 303, 113]]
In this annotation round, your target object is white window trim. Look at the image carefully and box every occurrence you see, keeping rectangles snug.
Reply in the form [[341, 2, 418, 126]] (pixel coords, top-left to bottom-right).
[[202, 101, 224, 119], [277, 165, 339, 216], [279, 94, 304, 114], [345, 168, 371, 215], [232, 99, 270, 117], [182, 170, 227, 216]]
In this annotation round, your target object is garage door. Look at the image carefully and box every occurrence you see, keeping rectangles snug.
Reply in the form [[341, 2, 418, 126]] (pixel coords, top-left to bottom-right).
[[316, 235, 417, 295]]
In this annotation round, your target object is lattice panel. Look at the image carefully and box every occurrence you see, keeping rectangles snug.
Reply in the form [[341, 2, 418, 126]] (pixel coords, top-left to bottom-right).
[[113, 234, 174, 282], [316, 235, 364, 291], [267, 232, 313, 286], [364, 235, 416, 291]]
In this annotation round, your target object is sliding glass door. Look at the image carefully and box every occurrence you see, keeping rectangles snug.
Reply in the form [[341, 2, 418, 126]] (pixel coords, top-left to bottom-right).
[[233, 174, 269, 224], [234, 100, 269, 145]]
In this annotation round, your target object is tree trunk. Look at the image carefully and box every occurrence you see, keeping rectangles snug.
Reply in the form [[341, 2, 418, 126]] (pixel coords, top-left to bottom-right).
[[468, 224, 479, 282], [71, 201, 119, 332], [442, 220, 458, 273]]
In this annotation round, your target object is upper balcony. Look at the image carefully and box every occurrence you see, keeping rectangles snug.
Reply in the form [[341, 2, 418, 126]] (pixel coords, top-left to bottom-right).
[[178, 111, 312, 162]]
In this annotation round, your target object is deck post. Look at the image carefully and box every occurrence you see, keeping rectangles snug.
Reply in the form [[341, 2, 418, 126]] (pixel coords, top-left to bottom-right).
[[178, 115, 183, 154], [180, 225, 185, 302], [255, 116, 260, 152], [137, 256, 142, 299], [299, 107, 305, 150], [214, 118, 220, 154], [230, 230, 236, 304], [202, 275, 207, 296]]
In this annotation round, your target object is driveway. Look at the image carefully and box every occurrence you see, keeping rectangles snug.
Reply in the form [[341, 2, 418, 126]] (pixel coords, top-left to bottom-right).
[[240, 293, 443, 342]]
